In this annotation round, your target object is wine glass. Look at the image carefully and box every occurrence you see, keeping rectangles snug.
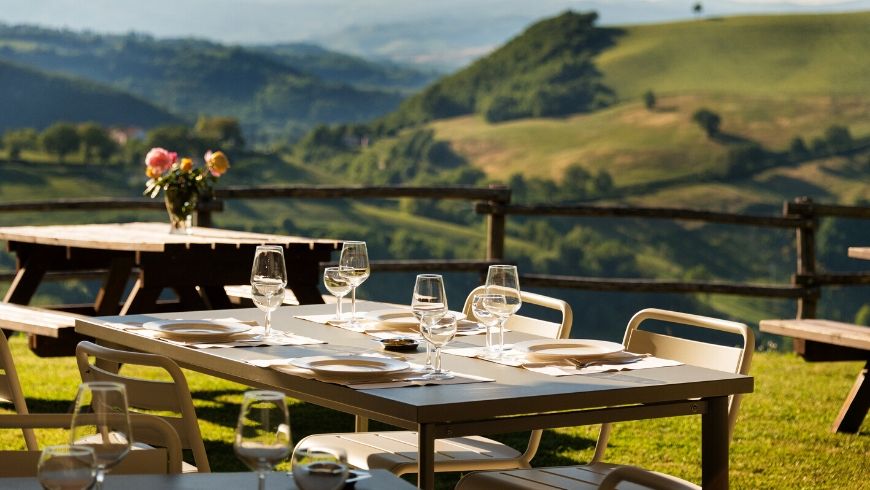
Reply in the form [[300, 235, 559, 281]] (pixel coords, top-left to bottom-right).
[[338, 241, 370, 329], [69, 381, 132, 490], [323, 266, 351, 322], [411, 274, 448, 372], [483, 265, 522, 356], [234, 390, 292, 490], [291, 444, 349, 490], [471, 293, 501, 353], [251, 245, 287, 340], [420, 314, 458, 380], [37, 444, 96, 490]]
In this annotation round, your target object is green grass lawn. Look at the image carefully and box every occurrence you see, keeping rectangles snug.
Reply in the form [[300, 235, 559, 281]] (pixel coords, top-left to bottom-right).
[[1, 334, 867, 488]]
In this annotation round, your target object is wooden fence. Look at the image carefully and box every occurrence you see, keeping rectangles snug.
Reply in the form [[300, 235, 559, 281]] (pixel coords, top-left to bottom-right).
[[1, 188, 869, 320]]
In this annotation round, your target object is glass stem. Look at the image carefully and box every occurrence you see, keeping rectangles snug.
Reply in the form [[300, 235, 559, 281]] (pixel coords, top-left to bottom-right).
[[258, 470, 266, 490], [95, 468, 105, 490], [351, 286, 357, 321], [485, 322, 493, 351], [264, 309, 271, 337], [498, 318, 506, 352], [335, 295, 342, 320], [434, 346, 442, 373], [425, 339, 432, 367]]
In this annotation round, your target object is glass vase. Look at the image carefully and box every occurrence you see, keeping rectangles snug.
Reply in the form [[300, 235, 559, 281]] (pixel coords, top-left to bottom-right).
[[164, 186, 197, 235]]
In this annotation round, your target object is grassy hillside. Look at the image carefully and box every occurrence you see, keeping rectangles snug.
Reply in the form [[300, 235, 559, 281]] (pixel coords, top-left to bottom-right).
[[0, 59, 180, 133], [600, 12, 870, 99]]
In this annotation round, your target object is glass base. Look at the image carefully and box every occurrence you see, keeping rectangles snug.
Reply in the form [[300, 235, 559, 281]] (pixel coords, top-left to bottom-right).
[[421, 370, 454, 380]]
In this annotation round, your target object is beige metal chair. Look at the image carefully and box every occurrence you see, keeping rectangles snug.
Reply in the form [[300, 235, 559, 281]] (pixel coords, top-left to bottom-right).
[[75, 341, 210, 472], [0, 330, 37, 450], [0, 413, 183, 476], [455, 308, 754, 489], [296, 287, 573, 476]]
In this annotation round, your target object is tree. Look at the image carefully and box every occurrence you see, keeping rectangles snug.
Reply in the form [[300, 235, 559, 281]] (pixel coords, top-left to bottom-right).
[[693, 2, 703, 17], [824, 124, 852, 154], [789, 136, 809, 161], [643, 90, 656, 111], [78, 123, 117, 163], [692, 108, 721, 138], [146, 125, 199, 155], [194, 116, 245, 149], [41, 122, 80, 162], [3, 128, 39, 160]]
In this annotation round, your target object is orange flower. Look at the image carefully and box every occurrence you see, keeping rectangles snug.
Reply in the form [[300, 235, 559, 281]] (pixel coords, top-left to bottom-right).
[[180, 157, 193, 172], [205, 150, 230, 177]]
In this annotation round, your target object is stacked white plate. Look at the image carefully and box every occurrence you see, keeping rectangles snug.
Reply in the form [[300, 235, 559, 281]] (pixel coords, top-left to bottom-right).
[[284, 355, 411, 381], [364, 309, 467, 331], [142, 319, 251, 342], [513, 339, 625, 362]]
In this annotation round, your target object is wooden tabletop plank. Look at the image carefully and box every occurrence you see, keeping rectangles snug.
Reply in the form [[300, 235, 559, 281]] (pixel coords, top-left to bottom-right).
[[760, 318, 870, 350], [848, 247, 870, 260], [0, 223, 341, 252]]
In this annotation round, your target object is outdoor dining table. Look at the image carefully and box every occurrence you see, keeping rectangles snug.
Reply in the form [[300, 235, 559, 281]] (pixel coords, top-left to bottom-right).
[[0, 222, 341, 315], [0, 469, 416, 489], [74, 301, 754, 490]]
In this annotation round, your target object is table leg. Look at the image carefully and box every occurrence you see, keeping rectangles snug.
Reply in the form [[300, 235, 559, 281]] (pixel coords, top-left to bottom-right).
[[417, 423, 435, 490], [120, 279, 163, 315], [3, 259, 47, 304], [94, 256, 135, 316], [832, 360, 870, 433], [702, 396, 730, 490], [199, 285, 234, 310]]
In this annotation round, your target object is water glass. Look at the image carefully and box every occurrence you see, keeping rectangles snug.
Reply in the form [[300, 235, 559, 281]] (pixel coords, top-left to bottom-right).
[[69, 381, 132, 490], [323, 266, 351, 321], [483, 265, 522, 356], [420, 314, 458, 380], [471, 293, 501, 352], [292, 445, 349, 490], [37, 445, 96, 490], [411, 274, 447, 371], [251, 245, 287, 339], [234, 390, 292, 490], [338, 241, 370, 328]]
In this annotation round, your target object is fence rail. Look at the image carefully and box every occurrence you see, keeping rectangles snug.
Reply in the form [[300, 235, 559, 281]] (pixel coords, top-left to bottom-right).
[[0, 188, 868, 321]]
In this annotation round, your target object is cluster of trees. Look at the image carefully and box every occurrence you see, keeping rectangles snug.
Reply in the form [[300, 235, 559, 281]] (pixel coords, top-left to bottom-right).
[[1, 117, 245, 163]]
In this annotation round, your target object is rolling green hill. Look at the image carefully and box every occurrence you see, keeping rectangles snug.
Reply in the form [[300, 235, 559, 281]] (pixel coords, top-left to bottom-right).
[[0, 59, 180, 133]]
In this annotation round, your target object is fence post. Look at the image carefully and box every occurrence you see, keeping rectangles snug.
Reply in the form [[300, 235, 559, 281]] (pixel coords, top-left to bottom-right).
[[786, 196, 818, 319], [485, 186, 509, 261]]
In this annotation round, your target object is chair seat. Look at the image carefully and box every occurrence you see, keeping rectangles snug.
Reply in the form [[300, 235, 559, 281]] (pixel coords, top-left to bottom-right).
[[456, 463, 701, 490], [298, 431, 525, 475]]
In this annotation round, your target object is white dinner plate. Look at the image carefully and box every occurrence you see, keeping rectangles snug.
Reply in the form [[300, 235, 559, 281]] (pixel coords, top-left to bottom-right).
[[513, 339, 625, 361], [364, 309, 466, 330], [289, 355, 411, 379], [142, 319, 251, 341]]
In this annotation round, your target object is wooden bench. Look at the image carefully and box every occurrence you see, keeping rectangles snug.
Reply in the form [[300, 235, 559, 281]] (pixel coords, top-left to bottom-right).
[[0, 302, 90, 357], [760, 318, 870, 433]]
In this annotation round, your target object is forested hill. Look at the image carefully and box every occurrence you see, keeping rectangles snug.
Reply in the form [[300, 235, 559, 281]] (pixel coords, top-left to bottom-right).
[[0, 59, 180, 133], [380, 11, 618, 129]]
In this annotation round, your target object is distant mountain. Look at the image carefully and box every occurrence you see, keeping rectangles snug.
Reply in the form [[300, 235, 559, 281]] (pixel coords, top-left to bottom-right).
[[251, 43, 437, 92], [0, 24, 408, 142], [0, 59, 180, 133]]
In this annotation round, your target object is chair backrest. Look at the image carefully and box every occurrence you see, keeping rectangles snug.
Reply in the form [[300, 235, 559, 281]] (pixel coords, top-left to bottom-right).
[[75, 341, 210, 472], [0, 330, 38, 451], [463, 286, 573, 464], [598, 465, 700, 490], [592, 308, 754, 462], [0, 413, 182, 476], [462, 286, 572, 340]]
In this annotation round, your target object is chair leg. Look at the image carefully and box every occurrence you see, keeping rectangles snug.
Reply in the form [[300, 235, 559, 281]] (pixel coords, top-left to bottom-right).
[[832, 360, 870, 433]]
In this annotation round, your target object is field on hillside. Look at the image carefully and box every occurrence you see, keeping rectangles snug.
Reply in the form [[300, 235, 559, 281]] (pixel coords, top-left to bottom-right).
[[1, 334, 867, 489]]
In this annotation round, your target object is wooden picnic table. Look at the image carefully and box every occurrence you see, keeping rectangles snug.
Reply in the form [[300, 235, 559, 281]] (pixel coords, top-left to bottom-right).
[[0, 223, 340, 355], [76, 302, 754, 490]]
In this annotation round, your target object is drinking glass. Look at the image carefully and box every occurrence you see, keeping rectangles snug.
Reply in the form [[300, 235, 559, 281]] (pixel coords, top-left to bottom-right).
[[411, 274, 448, 372], [471, 293, 501, 352], [37, 444, 96, 490], [420, 314, 458, 380], [69, 381, 132, 490], [291, 444, 349, 490], [234, 390, 292, 490], [251, 245, 287, 339], [338, 241, 370, 328], [323, 266, 351, 322], [483, 265, 522, 356]]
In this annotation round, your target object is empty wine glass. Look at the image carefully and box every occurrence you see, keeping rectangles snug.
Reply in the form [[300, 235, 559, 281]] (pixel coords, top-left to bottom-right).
[[471, 293, 501, 353], [37, 445, 96, 490], [292, 444, 349, 490], [70, 381, 132, 490], [323, 266, 351, 322], [483, 265, 522, 357], [234, 390, 292, 490], [251, 245, 287, 340], [338, 241, 370, 329], [420, 314, 458, 380], [412, 274, 448, 372]]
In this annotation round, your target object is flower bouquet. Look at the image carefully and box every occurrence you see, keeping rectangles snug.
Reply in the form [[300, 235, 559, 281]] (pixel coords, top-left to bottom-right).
[[144, 147, 230, 234]]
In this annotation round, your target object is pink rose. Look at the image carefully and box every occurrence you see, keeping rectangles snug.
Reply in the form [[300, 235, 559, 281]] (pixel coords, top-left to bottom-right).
[[144, 147, 177, 176]]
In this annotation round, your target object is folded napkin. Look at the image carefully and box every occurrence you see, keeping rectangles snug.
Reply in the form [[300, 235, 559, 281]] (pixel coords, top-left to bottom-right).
[[106, 320, 326, 349], [247, 356, 493, 389], [442, 346, 682, 376]]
